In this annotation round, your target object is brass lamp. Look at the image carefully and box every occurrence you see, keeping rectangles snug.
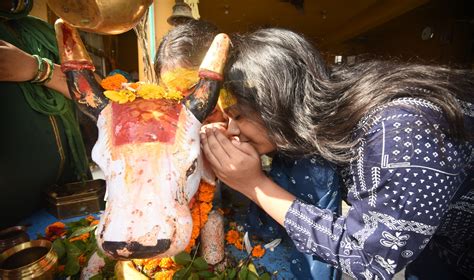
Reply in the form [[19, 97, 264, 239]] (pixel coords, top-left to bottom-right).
[[167, 0, 194, 26]]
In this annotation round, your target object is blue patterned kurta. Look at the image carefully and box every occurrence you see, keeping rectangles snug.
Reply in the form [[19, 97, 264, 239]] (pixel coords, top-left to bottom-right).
[[284, 98, 473, 279], [246, 154, 341, 279]]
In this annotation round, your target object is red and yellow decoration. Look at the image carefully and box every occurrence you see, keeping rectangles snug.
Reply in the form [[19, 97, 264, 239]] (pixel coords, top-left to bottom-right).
[[99, 67, 202, 104]]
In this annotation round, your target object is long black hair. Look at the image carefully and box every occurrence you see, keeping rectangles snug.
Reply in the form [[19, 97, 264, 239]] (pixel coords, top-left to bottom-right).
[[224, 28, 473, 164]]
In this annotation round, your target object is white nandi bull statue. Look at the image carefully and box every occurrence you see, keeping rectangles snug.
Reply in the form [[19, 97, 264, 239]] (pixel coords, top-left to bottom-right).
[[53, 19, 229, 260]]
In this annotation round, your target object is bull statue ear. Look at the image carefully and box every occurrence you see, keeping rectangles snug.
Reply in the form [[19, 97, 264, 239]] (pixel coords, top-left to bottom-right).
[[54, 19, 109, 122], [184, 34, 230, 122]]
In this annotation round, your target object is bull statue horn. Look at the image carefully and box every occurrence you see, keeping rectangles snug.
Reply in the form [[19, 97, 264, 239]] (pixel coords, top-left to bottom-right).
[[54, 19, 109, 121], [184, 33, 231, 122]]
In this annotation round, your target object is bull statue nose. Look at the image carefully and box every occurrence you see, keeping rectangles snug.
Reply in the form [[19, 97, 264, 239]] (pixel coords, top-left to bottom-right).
[[102, 239, 171, 259]]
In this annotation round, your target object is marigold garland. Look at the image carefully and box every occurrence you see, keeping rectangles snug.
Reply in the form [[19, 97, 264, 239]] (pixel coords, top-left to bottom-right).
[[100, 71, 190, 104], [186, 180, 215, 252], [131, 180, 215, 278]]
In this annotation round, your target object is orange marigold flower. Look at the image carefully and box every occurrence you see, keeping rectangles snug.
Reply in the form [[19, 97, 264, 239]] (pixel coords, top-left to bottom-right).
[[45, 222, 66, 238], [191, 223, 200, 239], [251, 245, 266, 258], [234, 240, 243, 250], [85, 215, 95, 222], [199, 181, 215, 193], [225, 229, 240, 244], [100, 73, 128, 90], [90, 220, 99, 226], [199, 202, 212, 216], [185, 238, 195, 253], [69, 232, 90, 242], [198, 190, 214, 203], [128, 82, 140, 90], [159, 257, 175, 269]]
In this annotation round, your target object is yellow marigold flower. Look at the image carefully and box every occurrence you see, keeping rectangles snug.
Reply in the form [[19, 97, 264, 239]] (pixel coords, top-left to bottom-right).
[[133, 259, 146, 266], [100, 73, 128, 90], [158, 258, 175, 269], [251, 245, 266, 258], [104, 89, 136, 104], [137, 84, 166, 99], [164, 88, 184, 101], [143, 258, 161, 272], [225, 229, 240, 244], [154, 270, 176, 280]]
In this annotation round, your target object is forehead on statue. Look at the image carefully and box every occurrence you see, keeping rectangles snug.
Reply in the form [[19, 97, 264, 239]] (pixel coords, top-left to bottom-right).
[[155, 20, 219, 76]]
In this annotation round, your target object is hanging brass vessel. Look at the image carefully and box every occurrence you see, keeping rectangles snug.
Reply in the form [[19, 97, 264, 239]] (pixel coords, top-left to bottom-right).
[[47, 0, 153, 34]]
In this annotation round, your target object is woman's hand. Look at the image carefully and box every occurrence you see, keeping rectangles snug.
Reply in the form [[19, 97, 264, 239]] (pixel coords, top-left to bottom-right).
[[0, 40, 37, 82], [200, 127, 267, 198], [200, 127, 297, 225], [200, 122, 227, 134]]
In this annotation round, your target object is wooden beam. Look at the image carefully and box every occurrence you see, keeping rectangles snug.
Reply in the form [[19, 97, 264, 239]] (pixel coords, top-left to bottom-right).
[[321, 0, 429, 47]]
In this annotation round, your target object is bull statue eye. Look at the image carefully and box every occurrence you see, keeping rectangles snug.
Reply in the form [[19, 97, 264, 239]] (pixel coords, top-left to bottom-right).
[[186, 159, 198, 177]]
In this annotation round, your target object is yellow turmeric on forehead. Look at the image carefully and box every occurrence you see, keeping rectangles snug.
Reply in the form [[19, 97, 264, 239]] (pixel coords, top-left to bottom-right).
[[160, 67, 200, 92], [217, 88, 237, 111]]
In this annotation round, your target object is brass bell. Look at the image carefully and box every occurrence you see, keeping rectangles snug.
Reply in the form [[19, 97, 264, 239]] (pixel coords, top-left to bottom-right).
[[167, 0, 194, 26]]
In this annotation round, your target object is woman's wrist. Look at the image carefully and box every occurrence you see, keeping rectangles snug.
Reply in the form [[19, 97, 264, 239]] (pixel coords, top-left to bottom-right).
[[242, 175, 296, 226]]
